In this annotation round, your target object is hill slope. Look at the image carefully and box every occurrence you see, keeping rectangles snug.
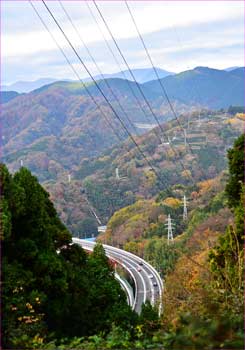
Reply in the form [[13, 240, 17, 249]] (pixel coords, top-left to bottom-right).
[[0, 91, 20, 104], [1, 78, 60, 93], [92, 67, 174, 83], [2, 66, 244, 182], [144, 66, 244, 109], [51, 110, 243, 234]]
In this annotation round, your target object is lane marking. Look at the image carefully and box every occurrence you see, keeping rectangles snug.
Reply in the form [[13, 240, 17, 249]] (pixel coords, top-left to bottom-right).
[[73, 238, 162, 313]]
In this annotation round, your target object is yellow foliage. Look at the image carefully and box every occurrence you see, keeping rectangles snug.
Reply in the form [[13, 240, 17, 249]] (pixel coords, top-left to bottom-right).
[[124, 241, 139, 254], [163, 197, 182, 208], [149, 222, 158, 230], [225, 117, 239, 124], [98, 155, 111, 162], [181, 169, 191, 179], [26, 302, 33, 309], [167, 149, 176, 159], [144, 169, 157, 187], [235, 113, 245, 120], [198, 179, 215, 195], [33, 334, 44, 345]]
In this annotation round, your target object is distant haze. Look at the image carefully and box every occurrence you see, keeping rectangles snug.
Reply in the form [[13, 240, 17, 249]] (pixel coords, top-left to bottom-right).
[[2, 66, 242, 94], [1, 67, 174, 93]]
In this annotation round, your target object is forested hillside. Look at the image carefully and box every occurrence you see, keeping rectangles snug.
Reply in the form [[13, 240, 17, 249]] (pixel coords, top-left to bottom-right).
[[70, 110, 243, 234], [1, 165, 136, 348], [3, 0, 244, 347], [2, 67, 244, 235], [0, 91, 20, 104], [144, 66, 244, 108], [30, 109, 243, 236], [2, 131, 243, 350], [2, 66, 244, 181], [95, 134, 244, 349]]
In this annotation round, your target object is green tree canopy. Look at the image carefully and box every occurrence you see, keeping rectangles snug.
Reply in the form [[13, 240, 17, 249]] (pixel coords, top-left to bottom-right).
[[1, 165, 135, 348], [225, 133, 244, 208]]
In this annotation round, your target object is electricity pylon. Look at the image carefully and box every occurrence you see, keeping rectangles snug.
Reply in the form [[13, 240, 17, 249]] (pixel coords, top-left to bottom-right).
[[165, 214, 174, 245], [183, 195, 188, 221]]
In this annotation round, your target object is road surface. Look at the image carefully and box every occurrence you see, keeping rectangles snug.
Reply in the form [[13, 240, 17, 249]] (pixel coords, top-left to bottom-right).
[[72, 238, 163, 314]]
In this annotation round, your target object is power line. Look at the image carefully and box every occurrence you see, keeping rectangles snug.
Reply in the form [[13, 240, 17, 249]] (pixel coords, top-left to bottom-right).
[[85, 1, 156, 128], [125, 1, 207, 180], [29, 0, 169, 193], [29, 1, 124, 145], [87, 0, 195, 185], [92, 0, 195, 184], [41, 0, 171, 190], [93, 0, 166, 136], [59, 0, 182, 188], [58, 0, 139, 136], [125, 1, 194, 142]]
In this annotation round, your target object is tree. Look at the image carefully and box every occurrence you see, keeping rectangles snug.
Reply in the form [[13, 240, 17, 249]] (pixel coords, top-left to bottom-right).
[[225, 133, 244, 208], [139, 301, 160, 336], [1, 165, 136, 348], [77, 217, 98, 238]]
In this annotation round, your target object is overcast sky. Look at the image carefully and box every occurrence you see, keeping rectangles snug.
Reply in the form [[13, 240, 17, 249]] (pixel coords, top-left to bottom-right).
[[2, 0, 244, 85]]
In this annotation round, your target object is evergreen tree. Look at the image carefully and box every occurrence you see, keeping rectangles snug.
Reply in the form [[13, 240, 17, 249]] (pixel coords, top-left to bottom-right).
[[225, 133, 244, 208], [1, 165, 135, 348]]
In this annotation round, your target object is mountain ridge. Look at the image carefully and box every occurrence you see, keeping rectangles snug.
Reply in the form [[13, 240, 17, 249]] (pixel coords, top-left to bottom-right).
[[1, 67, 174, 93], [2, 66, 244, 182], [4, 65, 242, 94]]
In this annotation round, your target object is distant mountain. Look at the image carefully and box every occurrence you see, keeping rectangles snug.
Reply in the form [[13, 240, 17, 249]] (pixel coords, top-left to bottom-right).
[[4, 66, 242, 94], [2, 66, 244, 184], [91, 67, 174, 84], [224, 66, 241, 72], [0, 91, 20, 104], [2, 66, 244, 233], [228, 67, 245, 78], [144, 66, 244, 109], [1, 78, 63, 93], [1, 68, 172, 93]]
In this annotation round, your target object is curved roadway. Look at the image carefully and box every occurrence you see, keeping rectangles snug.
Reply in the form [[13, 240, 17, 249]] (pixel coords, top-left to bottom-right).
[[72, 238, 163, 314]]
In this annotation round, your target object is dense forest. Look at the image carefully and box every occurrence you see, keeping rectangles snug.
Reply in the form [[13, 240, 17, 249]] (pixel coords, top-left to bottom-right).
[[0, 165, 137, 348], [1, 133, 244, 349], [72, 109, 243, 229], [2, 66, 244, 237], [42, 109, 243, 236]]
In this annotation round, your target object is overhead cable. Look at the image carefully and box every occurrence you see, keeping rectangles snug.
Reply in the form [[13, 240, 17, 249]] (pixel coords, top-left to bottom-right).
[[125, 0, 207, 179], [93, 0, 195, 184], [29, 0, 124, 144], [41, 0, 171, 190], [59, 0, 139, 135]]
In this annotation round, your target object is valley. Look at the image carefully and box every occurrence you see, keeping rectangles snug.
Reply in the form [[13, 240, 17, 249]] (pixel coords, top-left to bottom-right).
[[1, 66, 244, 235], [2, 1, 244, 348]]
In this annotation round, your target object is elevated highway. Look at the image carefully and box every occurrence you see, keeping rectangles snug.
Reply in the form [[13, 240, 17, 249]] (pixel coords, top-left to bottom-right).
[[72, 238, 163, 314]]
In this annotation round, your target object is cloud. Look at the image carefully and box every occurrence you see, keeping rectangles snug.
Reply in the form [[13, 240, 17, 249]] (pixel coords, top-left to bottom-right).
[[3, 1, 243, 57], [2, 0, 244, 84]]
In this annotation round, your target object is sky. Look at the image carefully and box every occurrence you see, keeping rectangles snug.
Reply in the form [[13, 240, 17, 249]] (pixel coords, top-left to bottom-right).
[[2, 0, 244, 85]]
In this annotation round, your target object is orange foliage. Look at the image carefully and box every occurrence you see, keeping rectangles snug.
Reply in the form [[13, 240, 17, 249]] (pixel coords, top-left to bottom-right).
[[197, 179, 215, 195], [162, 208, 232, 325]]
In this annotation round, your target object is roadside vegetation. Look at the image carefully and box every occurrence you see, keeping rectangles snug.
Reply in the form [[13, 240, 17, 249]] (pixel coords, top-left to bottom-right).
[[1, 134, 243, 349]]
